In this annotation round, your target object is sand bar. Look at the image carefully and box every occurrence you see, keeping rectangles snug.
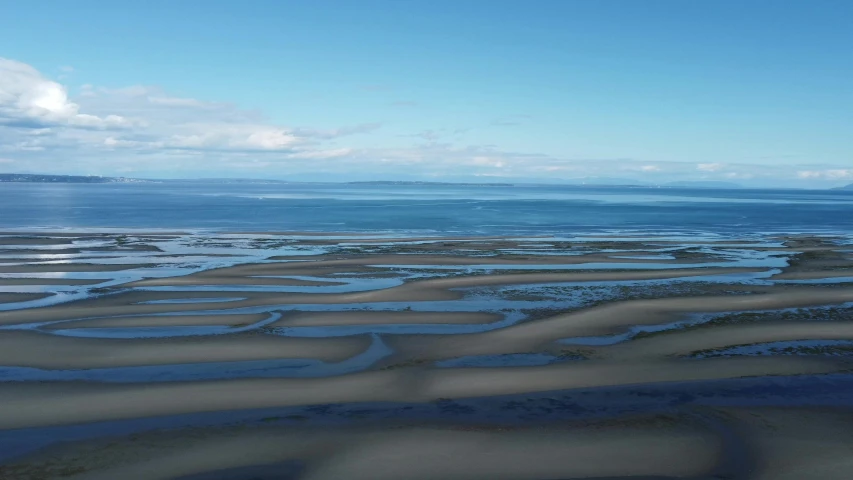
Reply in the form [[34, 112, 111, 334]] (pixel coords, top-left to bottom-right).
[[128, 274, 349, 288], [0, 330, 372, 369], [266, 252, 709, 265], [772, 269, 853, 280], [0, 355, 840, 430], [274, 310, 502, 327], [0, 263, 155, 273], [0, 237, 75, 246], [387, 288, 853, 360], [0, 277, 108, 286], [0, 418, 720, 479], [41, 312, 269, 329], [0, 292, 53, 304], [605, 322, 853, 360], [0, 267, 763, 326]]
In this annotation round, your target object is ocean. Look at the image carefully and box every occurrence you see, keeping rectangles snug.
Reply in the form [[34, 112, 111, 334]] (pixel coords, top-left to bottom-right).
[[2, 181, 852, 235]]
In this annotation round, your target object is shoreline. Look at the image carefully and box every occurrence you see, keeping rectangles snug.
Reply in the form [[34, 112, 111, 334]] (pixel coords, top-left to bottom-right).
[[2, 230, 853, 478]]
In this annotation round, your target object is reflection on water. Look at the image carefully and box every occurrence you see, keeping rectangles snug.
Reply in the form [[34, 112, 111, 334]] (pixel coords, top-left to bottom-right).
[[1, 231, 852, 381], [2, 182, 853, 234]]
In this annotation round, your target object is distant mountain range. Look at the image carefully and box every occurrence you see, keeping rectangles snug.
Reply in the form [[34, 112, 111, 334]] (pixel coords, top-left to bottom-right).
[[833, 183, 853, 191], [0, 173, 145, 183]]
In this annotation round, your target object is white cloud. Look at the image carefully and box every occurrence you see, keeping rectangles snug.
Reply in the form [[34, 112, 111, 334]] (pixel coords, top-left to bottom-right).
[[147, 96, 209, 108], [70, 113, 138, 129], [697, 163, 726, 172], [104, 85, 152, 97], [103, 136, 145, 148], [724, 172, 755, 180], [156, 125, 301, 151], [285, 148, 354, 159], [797, 169, 853, 180], [619, 164, 663, 173], [245, 129, 299, 149], [2, 57, 845, 185], [471, 156, 506, 168], [0, 58, 386, 169], [0, 58, 131, 129]]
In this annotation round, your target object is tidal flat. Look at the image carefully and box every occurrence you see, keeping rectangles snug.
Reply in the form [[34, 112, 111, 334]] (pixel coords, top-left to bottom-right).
[[2, 231, 853, 479]]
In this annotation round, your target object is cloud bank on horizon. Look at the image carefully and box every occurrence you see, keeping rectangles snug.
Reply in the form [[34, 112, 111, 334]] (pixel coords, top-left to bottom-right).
[[0, 2, 851, 188], [1, 56, 850, 187]]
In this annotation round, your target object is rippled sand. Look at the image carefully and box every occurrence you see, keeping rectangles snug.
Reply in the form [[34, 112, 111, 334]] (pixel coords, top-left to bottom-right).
[[2, 231, 853, 479]]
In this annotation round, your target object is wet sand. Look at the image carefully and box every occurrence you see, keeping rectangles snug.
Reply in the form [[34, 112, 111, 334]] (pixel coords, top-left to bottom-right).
[[1, 231, 852, 479], [0, 292, 53, 304], [0, 236, 76, 246], [41, 312, 272, 329], [771, 269, 853, 280], [720, 407, 853, 479], [0, 356, 844, 430], [0, 330, 372, 369], [0, 267, 762, 326], [604, 321, 853, 360], [385, 289, 853, 361], [0, 418, 720, 480], [0, 263, 155, 273], [0, 278, 109, 286], [273, 310, 502, 326]]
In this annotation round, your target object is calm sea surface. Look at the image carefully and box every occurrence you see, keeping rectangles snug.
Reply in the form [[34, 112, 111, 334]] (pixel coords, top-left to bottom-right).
[[1, 182, 852, 235]]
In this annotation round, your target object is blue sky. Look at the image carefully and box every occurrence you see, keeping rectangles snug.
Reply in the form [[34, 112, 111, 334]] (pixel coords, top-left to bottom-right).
[[1, 0, 852, 186]]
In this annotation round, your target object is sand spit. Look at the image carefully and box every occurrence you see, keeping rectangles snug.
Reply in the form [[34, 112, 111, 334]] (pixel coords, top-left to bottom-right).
[[266, 252, 708, 265], [0, 237, 75, 246], [0, 263, 155, 274], [417, 356, 842, 401], [0, 231, 185, 238], [293, 235, 551, 244], [0, 256, 126, 264], [771, 269, 853, 280], [605, 322, 853, 360], [274, 310, 502, 327], [0, 267, 760, 326], [0, 356, 840, 430], [127, 274, 349, 287], [0, 292, 53, 304], [0, 278, 108, 286], [0, 248, 91, 256], [387, 288, 853, 361], [0, 291, 285, 326], [385, 267, 759, 292], [40, 312, 270, 329], [125, 255, 725, 288], [0, 330, 372, 369]]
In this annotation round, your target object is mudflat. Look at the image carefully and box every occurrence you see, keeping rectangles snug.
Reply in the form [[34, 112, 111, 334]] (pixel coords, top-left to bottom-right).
[[1, 231, 852, 479]]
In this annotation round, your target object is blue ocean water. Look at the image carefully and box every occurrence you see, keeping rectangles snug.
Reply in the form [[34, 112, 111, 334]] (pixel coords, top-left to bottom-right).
[[1, 182, 852, 235]]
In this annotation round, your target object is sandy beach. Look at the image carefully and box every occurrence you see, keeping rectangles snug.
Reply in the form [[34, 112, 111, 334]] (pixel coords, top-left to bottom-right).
[[1, 231, 853, 478]]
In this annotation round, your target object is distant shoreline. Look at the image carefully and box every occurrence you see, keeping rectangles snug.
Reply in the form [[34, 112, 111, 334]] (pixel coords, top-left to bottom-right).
[[0, 174, 146, 184], [3, 173, 852, 190]]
